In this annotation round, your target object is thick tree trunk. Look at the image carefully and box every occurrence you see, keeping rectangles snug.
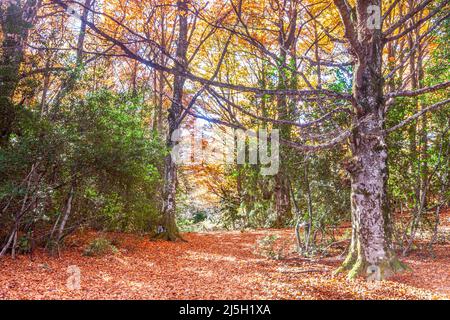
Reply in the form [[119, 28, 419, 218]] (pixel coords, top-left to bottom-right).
[[160, 152, 180, 241], [334, 0, 407, 279], [158, 0, 188, 241], [338, 116, 405, 278]]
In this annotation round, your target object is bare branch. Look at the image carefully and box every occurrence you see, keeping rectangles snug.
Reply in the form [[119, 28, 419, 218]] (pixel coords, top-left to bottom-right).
[[387, 81, 450, 99], [386, 98, 450, 133], [333, 0, 361, 55], [208, 87, 352, 130], [384, 2, 450, 43], [383, 0, 436, 37], [384, 13, 447, 81], [281, 131, 351, 153], [50, 0, 352, 100], [20, 67, 67, 79], [382, 0, 402, 21]]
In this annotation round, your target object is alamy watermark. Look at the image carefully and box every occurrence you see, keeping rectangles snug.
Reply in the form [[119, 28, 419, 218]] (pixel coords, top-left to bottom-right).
[[66, 4, 82, 20], [171, 126, 280, 176], [367, 5, 381, 30], [66, 265, 81, 290]]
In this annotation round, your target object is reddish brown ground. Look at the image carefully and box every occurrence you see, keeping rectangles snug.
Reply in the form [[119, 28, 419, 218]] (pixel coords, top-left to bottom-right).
[[0, 227, 449, 300]]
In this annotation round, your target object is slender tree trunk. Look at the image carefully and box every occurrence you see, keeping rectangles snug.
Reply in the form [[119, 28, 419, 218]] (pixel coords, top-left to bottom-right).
[[155, 10, 167, 134], [57, 185, 75, 243], [40, 59, 52, 116], [52, 0, 91, 108], [304, 159, 313, 252], [0, 0, 40, 146], [274, 173, 292, 227], [151, 70, 158, 132], [273, 8, 297, 227], [403, 5, 427, 255], [158, 0, 189, 241], [157, 68, 165, 134]]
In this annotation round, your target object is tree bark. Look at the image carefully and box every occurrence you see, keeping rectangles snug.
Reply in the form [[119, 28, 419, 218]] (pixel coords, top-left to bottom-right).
[[40, 59, 52, 116], [157, 11, 167, 134], [334, 0, 406, 279], [57, 185, 75, 243], [158, 0, 189, 241], [0, 0, 40, 147], [52, 0, 91, 108], [339, 114, 405, 278], [273, 6, 297, 227]]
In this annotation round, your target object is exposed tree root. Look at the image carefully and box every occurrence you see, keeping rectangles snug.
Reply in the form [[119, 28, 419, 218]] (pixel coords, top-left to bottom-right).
[[151, 229, 186, 242], [335, 249, 409, 280]]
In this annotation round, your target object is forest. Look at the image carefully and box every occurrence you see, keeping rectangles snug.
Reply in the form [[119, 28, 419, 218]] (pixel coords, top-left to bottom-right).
[[0, 0, 449, 300]]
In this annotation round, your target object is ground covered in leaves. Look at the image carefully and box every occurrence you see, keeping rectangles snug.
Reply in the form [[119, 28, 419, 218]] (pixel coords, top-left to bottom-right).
[[1, 227, 449, 300]]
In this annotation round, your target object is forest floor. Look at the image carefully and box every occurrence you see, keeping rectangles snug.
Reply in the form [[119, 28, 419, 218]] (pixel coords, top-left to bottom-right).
[[1, 216, 450, 300]]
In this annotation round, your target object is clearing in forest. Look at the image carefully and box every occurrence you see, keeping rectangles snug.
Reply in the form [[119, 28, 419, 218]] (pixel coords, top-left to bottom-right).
[[1, 229, 449, 300]]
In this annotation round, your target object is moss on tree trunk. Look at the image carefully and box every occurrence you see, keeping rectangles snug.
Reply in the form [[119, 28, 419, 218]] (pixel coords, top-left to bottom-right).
[[154, 0, 188, 242]]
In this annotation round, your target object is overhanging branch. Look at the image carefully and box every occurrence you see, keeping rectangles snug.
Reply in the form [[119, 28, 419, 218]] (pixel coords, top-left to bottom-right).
[[386, 81, 450, 99]]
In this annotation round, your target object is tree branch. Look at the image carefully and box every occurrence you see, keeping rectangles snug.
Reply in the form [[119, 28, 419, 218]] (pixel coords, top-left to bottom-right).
[[383, 0, 436, 37], [50, 0, 352, 100], [384, 1, 450, 43], [387, 81, 450, 98], [386, 98, 450, 133], [333, 0, 361, 55]]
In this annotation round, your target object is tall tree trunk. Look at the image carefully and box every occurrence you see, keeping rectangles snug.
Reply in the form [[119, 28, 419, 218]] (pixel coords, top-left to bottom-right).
[[40, 58, 52, 116], [158, 0, 189, 241], [273, 7, 297, 227], [52, 0, 91, 108], [0, 0, 40, 147], [157, 11, 167, 134], [335, 0, 406, 279]]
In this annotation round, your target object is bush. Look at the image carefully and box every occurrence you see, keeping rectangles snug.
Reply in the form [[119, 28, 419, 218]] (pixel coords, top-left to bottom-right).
[[193, 211, 207, 224], [0, 91, 166, 252], [255, 235, 289, 260], [83, 238, 118, 257]]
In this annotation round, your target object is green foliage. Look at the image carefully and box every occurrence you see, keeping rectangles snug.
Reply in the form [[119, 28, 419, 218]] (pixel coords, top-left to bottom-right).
[[219, 147, 350, 240], [67, 91, 165, 232], [385, 16, 450, 247], [327, 66, 353, 94], [0, 90, 166, 249], [176, 199, 219, 232], [17, 234, 32, 254], [83, 237, 118, 257], [193, 211, 207, 224], [255, 235, 288, 260]]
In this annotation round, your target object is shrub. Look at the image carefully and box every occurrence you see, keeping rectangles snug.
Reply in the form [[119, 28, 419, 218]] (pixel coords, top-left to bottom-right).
[[255, 235, 288, 260], [83, 238, 118, 257]]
